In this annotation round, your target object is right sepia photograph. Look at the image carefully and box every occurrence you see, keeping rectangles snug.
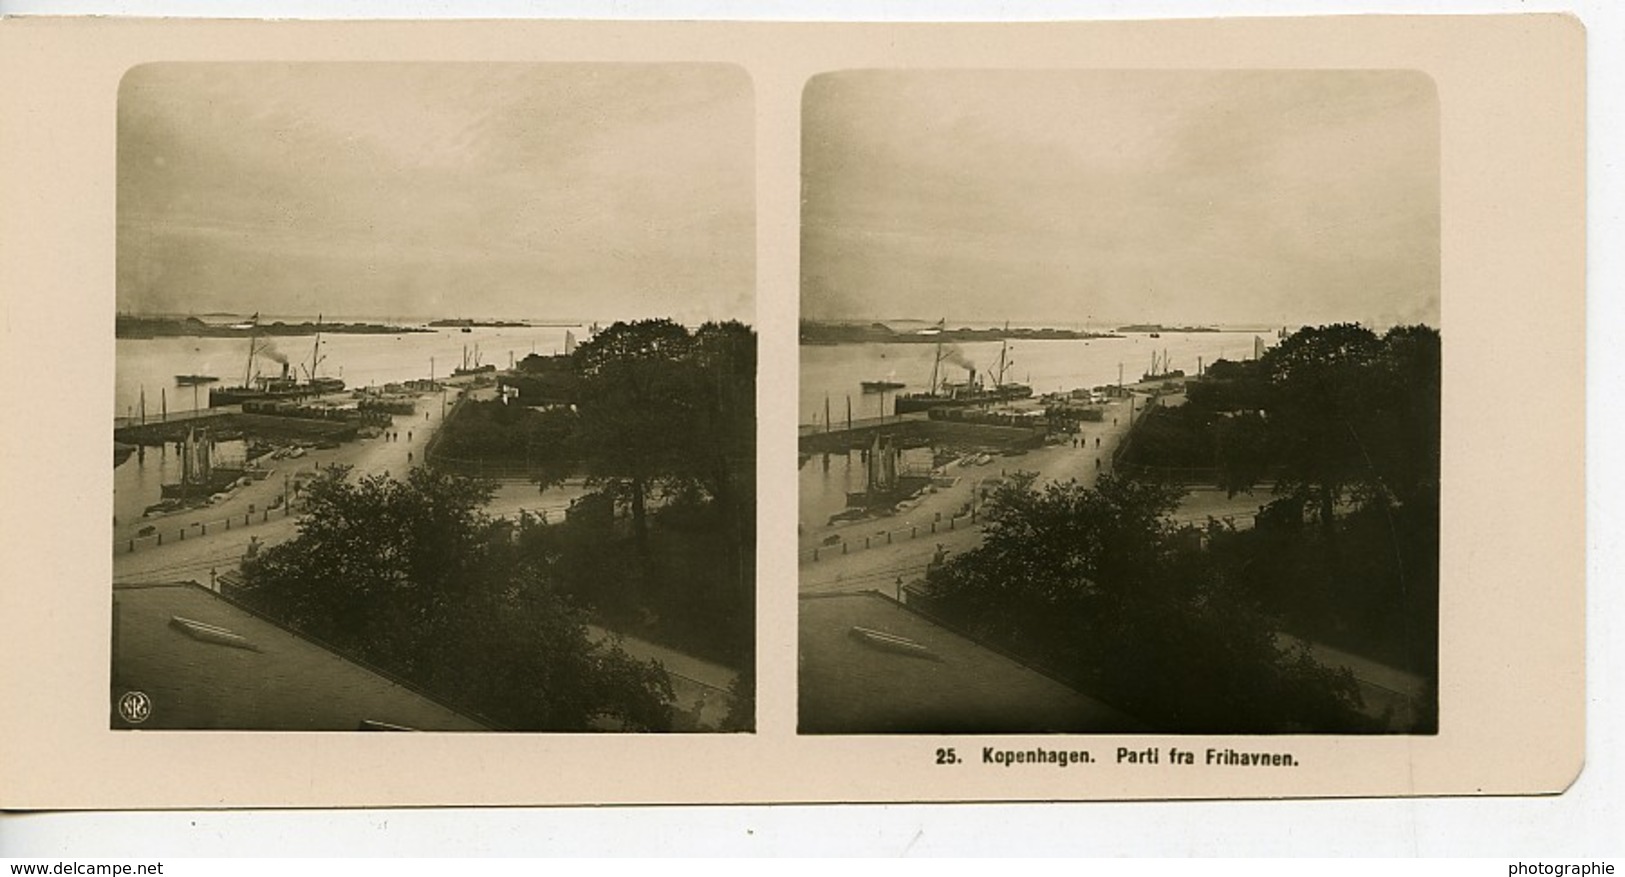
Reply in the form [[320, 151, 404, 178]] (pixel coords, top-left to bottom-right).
[[798, 69, 1440, 736]]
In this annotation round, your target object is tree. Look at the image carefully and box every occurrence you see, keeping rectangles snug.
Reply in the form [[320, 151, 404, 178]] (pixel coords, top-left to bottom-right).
[[676, 320, 756, 604], [1212, 410, 1271, 498], [923, 473, 1370, 732], [241, 464, 674, 731], [566, 319, 757, 607], [570, 319, 698, 567], [1259, 323, 1383, 528]]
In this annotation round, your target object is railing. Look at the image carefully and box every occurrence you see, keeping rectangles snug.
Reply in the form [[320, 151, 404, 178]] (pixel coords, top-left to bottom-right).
[[799, 507, 981, 564], [116, 501, 298, 554], [116, 495, 591, 556]]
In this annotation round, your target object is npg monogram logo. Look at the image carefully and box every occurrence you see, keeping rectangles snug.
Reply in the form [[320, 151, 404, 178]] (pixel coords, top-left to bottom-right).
[[117, 690, 152, 725]]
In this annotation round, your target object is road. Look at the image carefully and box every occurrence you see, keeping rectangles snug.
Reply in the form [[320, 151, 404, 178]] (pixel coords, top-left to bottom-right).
[[799, 395, 1140, 594], [112, 381, 581, 584]]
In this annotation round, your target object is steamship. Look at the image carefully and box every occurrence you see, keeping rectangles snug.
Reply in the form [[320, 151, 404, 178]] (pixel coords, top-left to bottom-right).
[[208, 315, 345, 407], [893, 325, 1032, 415]]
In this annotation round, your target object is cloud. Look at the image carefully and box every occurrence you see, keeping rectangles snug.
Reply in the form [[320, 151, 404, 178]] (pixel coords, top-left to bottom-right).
[[118, 63, 754, 323], [802, 70, 1438, 328]]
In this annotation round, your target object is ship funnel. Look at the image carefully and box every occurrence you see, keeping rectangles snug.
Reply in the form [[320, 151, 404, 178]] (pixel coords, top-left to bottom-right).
[[281, 362, 290, 380]]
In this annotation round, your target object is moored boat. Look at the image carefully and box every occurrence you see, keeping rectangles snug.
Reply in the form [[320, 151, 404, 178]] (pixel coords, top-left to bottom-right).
[[208, 315, 345, 407], [893, 324, 1032, 414]]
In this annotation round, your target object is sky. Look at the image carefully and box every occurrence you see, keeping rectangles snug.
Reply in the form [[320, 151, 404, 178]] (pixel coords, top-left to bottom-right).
[[801, 70, 1440, 329], [118, 63, 754, 325]]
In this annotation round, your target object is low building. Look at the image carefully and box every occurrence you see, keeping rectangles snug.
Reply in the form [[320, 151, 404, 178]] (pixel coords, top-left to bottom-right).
[[799, 591, 1139, 734], [110, 581, 487, 731]]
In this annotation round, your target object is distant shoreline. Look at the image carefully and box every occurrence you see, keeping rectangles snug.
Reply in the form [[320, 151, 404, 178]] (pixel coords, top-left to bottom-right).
[[116, 315, 434, 339], [800, 321, 1123, 346]]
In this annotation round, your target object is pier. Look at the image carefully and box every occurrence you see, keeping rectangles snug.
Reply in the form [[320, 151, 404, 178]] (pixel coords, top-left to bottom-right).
[[798, 413, 1045, 455], [114, 411, 359, 446]]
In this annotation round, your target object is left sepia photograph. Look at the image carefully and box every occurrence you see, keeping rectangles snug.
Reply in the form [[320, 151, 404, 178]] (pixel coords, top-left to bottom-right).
[[110, 63, 756, 733]]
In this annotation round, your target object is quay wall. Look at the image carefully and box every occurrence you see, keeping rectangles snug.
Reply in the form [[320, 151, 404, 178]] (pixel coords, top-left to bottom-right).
[[115, 413, 358, 446], [799, 419, 1045, 455]]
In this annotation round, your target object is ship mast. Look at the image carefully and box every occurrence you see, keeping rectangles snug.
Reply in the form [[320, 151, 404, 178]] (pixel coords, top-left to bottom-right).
[[929, 318, 945, 396], [305, 314, 325, 382], [242, 322, 257, 387]]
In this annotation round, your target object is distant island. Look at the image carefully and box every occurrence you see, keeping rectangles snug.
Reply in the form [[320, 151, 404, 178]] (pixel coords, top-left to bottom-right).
[[800, 320, 1120, 345], [116, 315, 432, 339], [427, 318, 532, 328], [1114, 324, 1221, 334]]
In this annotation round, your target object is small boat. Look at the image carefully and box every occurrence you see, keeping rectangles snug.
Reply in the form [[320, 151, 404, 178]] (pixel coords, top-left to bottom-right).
[[175, 374, 219, 385], [860, 379, 905, 392]]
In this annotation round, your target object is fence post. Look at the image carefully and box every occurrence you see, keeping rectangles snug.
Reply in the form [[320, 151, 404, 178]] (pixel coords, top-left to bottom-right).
[[812, 547, 818, 562], [949, 517, 955, 531], [128, 540, 134, 553], [912, 526, 917, 539], [865, 536, 871, 549], [887, 531, 893, 544], [201, 523, 206, 536], [226, 517, 231, 530], [157, 532, 162, 545], [930, 521, 936, 534], [842, 541, 848, 555], [178, 528, 184, 541]]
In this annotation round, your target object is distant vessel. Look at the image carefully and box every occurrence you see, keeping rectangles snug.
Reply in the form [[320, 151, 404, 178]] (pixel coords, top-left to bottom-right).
[[452, 343, 496, 376], [1142, 349, 1185, 382], [860, 373, 905, 393], [174, 374, 219, 386], [893, 321, 1032, 415], [209, 314, 345, 407]]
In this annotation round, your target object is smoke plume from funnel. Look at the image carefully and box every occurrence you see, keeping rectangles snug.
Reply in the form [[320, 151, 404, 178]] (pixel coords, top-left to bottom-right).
[[941, 345, 976, 372], [259, 341, 289, 365]]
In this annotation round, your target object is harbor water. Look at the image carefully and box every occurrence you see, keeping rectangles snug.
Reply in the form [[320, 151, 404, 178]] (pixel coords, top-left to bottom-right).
[[115, 323, 580, 422], [798, 330, 1269, 529], [115, 323, 584, 532]]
